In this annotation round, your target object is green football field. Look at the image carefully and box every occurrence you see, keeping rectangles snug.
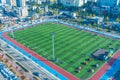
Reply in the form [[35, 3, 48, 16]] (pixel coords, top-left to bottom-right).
[[8, 23, 120, 79]]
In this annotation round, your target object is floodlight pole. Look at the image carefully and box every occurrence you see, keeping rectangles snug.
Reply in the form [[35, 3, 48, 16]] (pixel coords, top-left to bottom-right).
[[52, 32, 55, 60], [11, 30, 14, 38], [8, 15, 14, 38], [56, 1, 58, 24], [57, 8, 58, 24]]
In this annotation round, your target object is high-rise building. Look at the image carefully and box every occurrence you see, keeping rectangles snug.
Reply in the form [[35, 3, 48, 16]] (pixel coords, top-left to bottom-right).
[[6, 0, 16, 6], [12, 0, 16, 6], [16, 0, 26, 7], [34, 0, 41, 4], [18, 7, 28, 17], [97, 0, 120, 7], [92, 0, 97, 2], [60, 0, 87, 7], [0, 0, 6, 4], [49, 0, 57, 4], [87, 0, 97, 2], [6, 0, 12, 5]]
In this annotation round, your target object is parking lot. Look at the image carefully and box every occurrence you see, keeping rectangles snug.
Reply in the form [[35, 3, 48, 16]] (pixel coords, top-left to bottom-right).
[[0, 61, 18, 80], [0, 73, 5, 80], [0, 39, 59, 80]]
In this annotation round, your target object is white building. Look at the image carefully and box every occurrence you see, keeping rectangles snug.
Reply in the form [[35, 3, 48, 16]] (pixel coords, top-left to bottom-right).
[[0, 0, 6, 4], [30, 0, 41, 4], [0, 17, 10, 24], [35, 0, 41, 4], [6, 0, 16, 6], [0, 13, 2, 17], [18, 7, 28, 18], [41, 0, 46, 3], [97, 0, 120, 7], [87, 0, 97, 2], [60, 0, 87, 7], [11, 0, 16, 6]]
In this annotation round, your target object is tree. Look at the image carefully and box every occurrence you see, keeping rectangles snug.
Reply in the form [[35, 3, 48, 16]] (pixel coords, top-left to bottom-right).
[[78, 10, 82, 16], [53, 9, 58, 15], [0, 24, 2, 30], [106, 16, 109, 21], [93, 14, 96, 17], [21, 76, 26, 80], [84, 24, 87, 27], [4, 58, 8, 63], [93, 23, 97, 27], [37, 9, 42, 14], [105, 28, 108, 32], [98, 28, 102, 31], [75, 11, 79, 17], [76, 18, 83, 23], [109, 26, 112, 30], [8, 63, 13, 68], [33, 2, 37, 7], [88, 24, 92, 28], [90, 13, 93, 17], [116, 17, 120, 22], [0, 24, 2, 27]]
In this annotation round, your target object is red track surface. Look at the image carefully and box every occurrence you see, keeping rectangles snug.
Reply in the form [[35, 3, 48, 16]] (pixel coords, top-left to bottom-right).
[[89, 50, 120, 80], [2, 33, 79, 80]]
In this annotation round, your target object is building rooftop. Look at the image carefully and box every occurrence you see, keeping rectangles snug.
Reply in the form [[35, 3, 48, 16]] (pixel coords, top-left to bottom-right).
[[92, 49, 109, 60]]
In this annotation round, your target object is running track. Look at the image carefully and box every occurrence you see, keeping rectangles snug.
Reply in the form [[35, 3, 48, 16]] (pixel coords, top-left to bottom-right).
[[2, 33, 79, 80], [2, 32, 120, 80], [89, 50, 120, 80]]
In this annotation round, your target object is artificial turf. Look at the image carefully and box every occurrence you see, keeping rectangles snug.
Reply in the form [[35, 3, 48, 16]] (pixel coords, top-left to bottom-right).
[[8, 22, 120, 79]]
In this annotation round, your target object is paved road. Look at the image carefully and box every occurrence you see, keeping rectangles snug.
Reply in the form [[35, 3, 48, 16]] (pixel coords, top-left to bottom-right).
[[0, 39, 59, 80]]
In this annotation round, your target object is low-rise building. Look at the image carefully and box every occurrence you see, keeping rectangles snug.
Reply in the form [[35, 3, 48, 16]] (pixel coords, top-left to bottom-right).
[[111, 6, 120, 15], [6, 0, 16, 6], [97, 0, 120, 7], [60, 0, 87, 7], [31, 0, 41, 4], [0, 17, 10, 24], [92, 49, 109, 60], [92, 6, 101, 14], [86, 16, 104, 24], [101, 6, 110, 14], [87, 0, 97, 2]]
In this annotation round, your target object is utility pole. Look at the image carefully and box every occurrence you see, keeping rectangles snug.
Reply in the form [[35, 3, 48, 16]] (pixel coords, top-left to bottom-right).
[[51, 32, 55, 60]]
